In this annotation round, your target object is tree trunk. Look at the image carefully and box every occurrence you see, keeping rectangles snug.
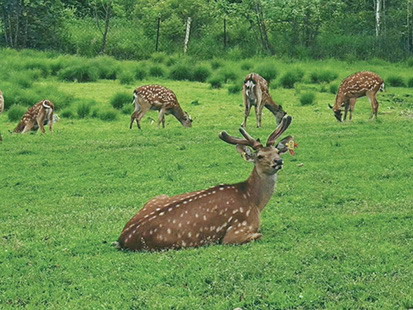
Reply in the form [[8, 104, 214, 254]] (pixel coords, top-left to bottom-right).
[[375, 0, 381, 37], [155, 16, 161, 52], [184, 17, 191, 54]]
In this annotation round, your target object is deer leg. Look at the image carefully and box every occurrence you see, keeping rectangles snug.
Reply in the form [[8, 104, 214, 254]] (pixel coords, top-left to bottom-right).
[[222, 226, 262, 245], [158, 108, 166, 128], [367, 91, 379, 119], [21, 122, 34, 133], [242, 102, 251, 128], [256, 104, 264, 128], [348, 98, 357, 121], [135, 102, 151, 129]]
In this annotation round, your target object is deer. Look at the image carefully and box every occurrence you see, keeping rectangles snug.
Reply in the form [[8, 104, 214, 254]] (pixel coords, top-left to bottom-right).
[[130, 85, 192, 129], [328, 71, 384, 122], [242, 73, 287, 128], [0, 90, 4, 114], [14, 100, 55, 133], [117, 116, 297, 251]]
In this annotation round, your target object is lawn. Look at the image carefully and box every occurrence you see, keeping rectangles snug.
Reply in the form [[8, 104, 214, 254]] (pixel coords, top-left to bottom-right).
[[0, 62, 413, 309]]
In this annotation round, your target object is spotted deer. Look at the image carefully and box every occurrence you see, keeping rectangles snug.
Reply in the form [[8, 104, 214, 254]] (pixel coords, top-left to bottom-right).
[[243, 73, 287, 128], [130, 85, 192, 129], [0, 90, 4, 114], [14, 100, 55, 133], [328, 71, 384, 122], [117, 116, 296, 251]]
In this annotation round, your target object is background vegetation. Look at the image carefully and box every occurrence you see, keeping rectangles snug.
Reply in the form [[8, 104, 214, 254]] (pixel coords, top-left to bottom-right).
[[1, 0, 413, 61]]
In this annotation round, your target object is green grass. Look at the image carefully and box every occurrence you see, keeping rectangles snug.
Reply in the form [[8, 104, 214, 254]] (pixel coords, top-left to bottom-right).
[[1, 54, 413, 309]]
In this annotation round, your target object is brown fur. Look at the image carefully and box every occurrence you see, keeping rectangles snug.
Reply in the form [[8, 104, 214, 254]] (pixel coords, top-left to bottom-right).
[[14, 100, 55, 133], [130, 85, 192, 129], [0, 90, 4, 114], [242, 73, 286, 128], [331, 71, 384, 121], [118, 116, 294, 251]]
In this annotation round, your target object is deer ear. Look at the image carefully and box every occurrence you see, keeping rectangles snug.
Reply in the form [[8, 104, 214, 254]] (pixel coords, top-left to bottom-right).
[[236, 145, 256, 162], [276, 136, 297, 155]]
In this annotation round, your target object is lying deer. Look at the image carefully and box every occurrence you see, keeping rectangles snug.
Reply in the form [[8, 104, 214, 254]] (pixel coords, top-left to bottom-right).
[[329, 71, 384, 122], [117, 116, 296, 251], [14, 100, 55, 133], [243, 73, 287, 128], [130, 85, 192, 129], [0, 90, 4, 114]]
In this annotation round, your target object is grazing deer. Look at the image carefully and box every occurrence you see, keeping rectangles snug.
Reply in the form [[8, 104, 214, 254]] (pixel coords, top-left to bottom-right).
[[14, 100, 55, 133], [130, 85, 192, 129], [0, 90, 4, 114], [328, 71, 384, 122], [242, 73, 287, 128], [117, 116, 296, 251]]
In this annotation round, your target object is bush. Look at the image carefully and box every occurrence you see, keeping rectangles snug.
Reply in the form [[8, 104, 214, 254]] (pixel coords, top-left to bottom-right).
[[255, 63, 278, 83], [58, 64, 99, 82], [148, 64, 167, 78], [98, 108, 118, 121], [122, 104, 134, 115], [192, 65, 211, 82], [329, 83, 339, 94], [61, 109, 75, 119], [169, 63, 193, 81], [387, 75, 406, 87], [279, 69, 304, 88], [211, 59, 223, 70], [208, 75, 223, 89], [240, 61, 253, 71], [91, 56, 118, 80], [134, 65, 147, 80], [118, 70, 135, 85], [76, 100, 96, 119], [7, 105, 27, 122], [110, 92, 131, 110], [220, 68, 238, 83], [228, 84, 241, 94], [310, 70, 338, 83], [408, 77, 413, 88], [300, 92, 316, 105], [151, 52, 168, 63], [10, 72, 33, 89], [407, 58, 413, 67]]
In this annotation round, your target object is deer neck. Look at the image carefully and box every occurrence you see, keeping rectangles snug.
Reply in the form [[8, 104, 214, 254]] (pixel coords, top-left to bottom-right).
[[334, 92, 346, 111], [171, 104, 185, 122], [244, 167, 278, 212]]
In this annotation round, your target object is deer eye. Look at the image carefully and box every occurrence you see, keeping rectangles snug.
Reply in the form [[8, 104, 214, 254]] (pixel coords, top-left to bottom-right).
[[257, 154, 264, 160]]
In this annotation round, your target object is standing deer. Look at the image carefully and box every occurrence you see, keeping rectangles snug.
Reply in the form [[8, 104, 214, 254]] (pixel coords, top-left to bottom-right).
[[0, 90, 4, 114], [117, 116, 296, 251], [130, 85, 192, 129], [328, 71, 384, 122], [14, 100, 55, 133], [242, 73, 287, 128]]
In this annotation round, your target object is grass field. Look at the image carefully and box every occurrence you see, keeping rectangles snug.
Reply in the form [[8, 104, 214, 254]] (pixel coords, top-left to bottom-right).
[[1, 57, 413, 309]]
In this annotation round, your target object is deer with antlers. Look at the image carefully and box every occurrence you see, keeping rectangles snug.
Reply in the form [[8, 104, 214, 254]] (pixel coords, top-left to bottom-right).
[[130, 85, 192, 129], [0, 90, 4, 114], [242, 73, 287, 128], [117, 116, 296, 251], [14, 100, 55, 133], [329, 71, 384, 122]]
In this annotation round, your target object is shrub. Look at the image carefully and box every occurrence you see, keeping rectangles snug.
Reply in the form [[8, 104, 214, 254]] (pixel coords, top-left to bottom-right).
[[23, 59, 51, 77], [387, 75, 406, 87], [211, 59, 223, 70], [255, 63, 278, 83], [240, 61, 253, 71], [61, 109, 74, 119], [98, 108, 118, 121], [192, 65, 211, 82], [76, 100, 96, 119], [228, 84, 241, 94], [220, 69, 238, 83], [134, 65, 147, 80], [310, 70, 338, 83], [279, 69, 304, 88], [58, 64, 99, 82], [151, 52, 168, 63], [300, 92, 316, 105], [148, 64, 167, 78], [169, 63, 193, 81], [208, 75, 223, 89], [122, 104, 134, 115], [110, 92, 131, 110], [118, 70, 135, 85], [91, 56, 118, 80], [10, 72, 33, 89], [329, 83, 339, 94], [407, 57, 413, 67], [408, 77, 413, 88], [7, 105, 26, 122]]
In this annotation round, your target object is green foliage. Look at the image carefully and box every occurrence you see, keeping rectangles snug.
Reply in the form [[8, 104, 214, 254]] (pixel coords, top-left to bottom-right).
[[148, 64, 167, 78], [60, 108, 75, 119], [240, 61, 253, 71], [58, 64, 99, 82], [227, 83, 241, 94], [208, 75, 223, 89], [133, 65, 147, 80], [110, 92, 131, 110], [192, 65, 211, 82], [255, 63, 278, 83], [407, 58, 413, 67], [279, 69, 304, 88], [329, 83, 339, 94], [98, 108, 118, 121], [300, 92, 316, 105], [169, 63, 193, 81], [7, 105, 26, 122], [387, 76, 406, 87], [310, 70, 338, 83], [408, 78, 413, 88], [75, 100, 97, 119], [118, 70, 135, 85]]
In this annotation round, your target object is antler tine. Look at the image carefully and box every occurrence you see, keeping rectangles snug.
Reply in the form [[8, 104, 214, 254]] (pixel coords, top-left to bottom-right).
[[239, 127, 263, 149], [266, 115, 292, 146], [219, 130, 262, 149]]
